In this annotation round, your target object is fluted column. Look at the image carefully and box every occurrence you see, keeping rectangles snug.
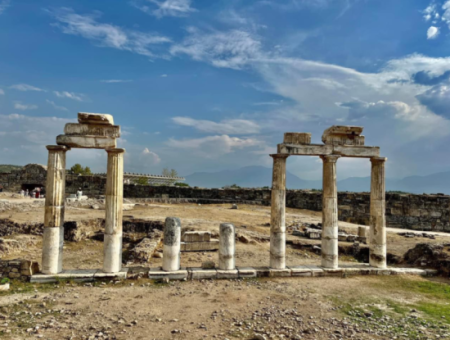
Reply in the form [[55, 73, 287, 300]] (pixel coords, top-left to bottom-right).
[[321, 155, 340, 269], [370, 157, 387, 268], [103, 148, 125, 273], [42, 145, 69, 274], [270, 154, 288, 269]]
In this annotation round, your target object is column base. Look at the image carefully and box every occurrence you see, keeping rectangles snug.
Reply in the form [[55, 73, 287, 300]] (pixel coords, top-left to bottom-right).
[[42, 227, 64, 274], [270, 231, 286, 269], [103, 234, 123, 273]]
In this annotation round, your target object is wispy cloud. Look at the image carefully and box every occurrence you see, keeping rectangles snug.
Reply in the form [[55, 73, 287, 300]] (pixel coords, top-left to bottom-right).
[[46, 99, 68, 111], [100, 79, 132, 83], [166, 135, 260, 157], [0, 89, 4, 95], [10, 84, 45, 92], [133, 0, 196, 18], [54, 91, 85, 102], [14, 102, 38, 110], [0, 0, 10, 15], [172, 117, 261, 134], [170, 27, 262, 69], [50, 8, 171, 58], [160, 74, 168, 77]]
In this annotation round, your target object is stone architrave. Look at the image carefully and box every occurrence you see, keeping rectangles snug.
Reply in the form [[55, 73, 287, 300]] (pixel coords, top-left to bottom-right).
[[320, 155, 340, 269], [56, 135, 117, 149], [219, 223, 235, 270], [64, 123, 121, 138], [42, 145, 69, 274], [370, 157, 387, 268], [163, 217, 182, 271], [103, 148, 125, 273], [270, 154, 288, 269]]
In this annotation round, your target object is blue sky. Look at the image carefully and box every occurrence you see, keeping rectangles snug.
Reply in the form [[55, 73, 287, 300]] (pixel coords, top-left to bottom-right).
[[1, 0, 450, 180]]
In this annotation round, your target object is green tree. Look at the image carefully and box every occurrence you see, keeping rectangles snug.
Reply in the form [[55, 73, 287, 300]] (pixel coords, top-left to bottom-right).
[[162, 168, 170, 177], [70, 164, 92, 175], [170, 169, 178, 178], [71, 164, 84, 174], [175, 182, 189, 187], [134, 177, 149, 185]]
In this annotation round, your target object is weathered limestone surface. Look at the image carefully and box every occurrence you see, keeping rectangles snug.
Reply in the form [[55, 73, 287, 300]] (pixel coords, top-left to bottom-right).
[[78, 112, 114, 125], [283, 133, 311, 145], [103, 148, 125, 273], [56, 135, 117, 149], [182, 231, 211, 242], [270, 154, 288, 269], [322, 126, 365, 146], [370, 157, 387, 268], [277, 144, 379, 158], [163, 217, 181, 272], [42, 145, 68, 274], [219, 223, 235, 270], [64, 123, 121, 138], [321, 155, 340, 269]]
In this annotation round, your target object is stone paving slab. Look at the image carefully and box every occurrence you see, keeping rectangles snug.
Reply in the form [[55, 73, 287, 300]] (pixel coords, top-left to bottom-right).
[[94, 268, 128, 279], [189, 268, 217, 280], [269, 269, 292, 277], [148, 267, 188, 280], [31, 269, 99, 283], [288, 266, 312, 277], [237, 267, 257, 278], [217, 269, 239, 279]]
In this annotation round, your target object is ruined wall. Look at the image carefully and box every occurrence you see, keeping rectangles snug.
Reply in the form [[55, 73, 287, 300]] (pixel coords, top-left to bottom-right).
[[0, 259, 39, 281], [2, 167, 449, 232]]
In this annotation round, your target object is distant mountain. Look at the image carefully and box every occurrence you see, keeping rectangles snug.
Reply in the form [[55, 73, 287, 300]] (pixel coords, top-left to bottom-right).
[[185, 166, 450, 194], [185, 166, 321, 190], [0, 164, 22, 173]]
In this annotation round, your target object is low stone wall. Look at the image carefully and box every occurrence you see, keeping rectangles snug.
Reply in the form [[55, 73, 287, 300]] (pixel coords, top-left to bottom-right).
[[0, 259, 40, 281], [123, 186, 450, 232]]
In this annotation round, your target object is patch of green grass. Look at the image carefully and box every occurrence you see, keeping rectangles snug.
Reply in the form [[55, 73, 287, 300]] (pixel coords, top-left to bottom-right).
[[416, 302, 450, 320]]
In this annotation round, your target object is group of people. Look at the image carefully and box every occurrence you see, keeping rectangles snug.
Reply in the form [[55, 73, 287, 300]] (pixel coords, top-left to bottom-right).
[[20, 187, 44, 198]]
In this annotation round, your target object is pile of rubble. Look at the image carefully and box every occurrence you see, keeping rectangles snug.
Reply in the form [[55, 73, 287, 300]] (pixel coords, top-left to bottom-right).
[[403, 243, 450, 276], [398, 232, 436, 239], [290, 222, 362, 243]]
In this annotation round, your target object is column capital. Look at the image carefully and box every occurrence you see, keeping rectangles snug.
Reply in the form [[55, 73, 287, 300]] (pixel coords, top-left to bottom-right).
[[106, 147, 126, 154], [270, 153, 289, 159], [46, 145, 70, 152], [320, 155, 340, 163], [371, 156, 387, 163]]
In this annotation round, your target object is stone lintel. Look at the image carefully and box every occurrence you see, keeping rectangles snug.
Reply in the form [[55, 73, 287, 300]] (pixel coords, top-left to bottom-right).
[[56, 135, 116, 149], [78, 112, 114, 125], [283, 132, 311, 145], [46, 145, 70, 152], [277, 143, 380, 158], [64, 123, 121, 138]]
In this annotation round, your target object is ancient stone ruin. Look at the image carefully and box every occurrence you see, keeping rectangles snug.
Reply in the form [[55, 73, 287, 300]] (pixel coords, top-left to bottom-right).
[[42, 112, 125, 275], [270, 126, 387, 270]]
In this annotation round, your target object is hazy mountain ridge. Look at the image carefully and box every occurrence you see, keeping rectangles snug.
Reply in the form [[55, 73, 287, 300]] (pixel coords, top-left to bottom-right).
[[185, 166, 450, 194]]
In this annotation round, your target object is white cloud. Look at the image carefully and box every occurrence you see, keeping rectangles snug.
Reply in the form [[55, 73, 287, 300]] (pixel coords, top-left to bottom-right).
[[423, 3, 437, 21], [46, 99, 68, 111], [14, 102, 38, 110], [0, 89, 4, 95], [172, 117, 261, 134], [54, 91, 85, 101], [170, 27, 262, 69], [160, 74, 168, 77], [10, 84, 45, 92], [0, 0, 10, 15], [166, 135, 260, 157], [100, 79, 132, 83], [134, 0, 196, 18], [51, 8, 171, 58], [427, 26, 439, 39], [142, 148, 161, 164]]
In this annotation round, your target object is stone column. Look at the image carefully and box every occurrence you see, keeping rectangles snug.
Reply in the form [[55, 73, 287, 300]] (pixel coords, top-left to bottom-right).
[[270, 154, 288, 269], [103, 148, 125, 273], [163, 217, 181, 271], [42, 145, 69, 274], [370, 157, 387, 268], [219, 223, 235, 270], [320, 155, 340, 269]]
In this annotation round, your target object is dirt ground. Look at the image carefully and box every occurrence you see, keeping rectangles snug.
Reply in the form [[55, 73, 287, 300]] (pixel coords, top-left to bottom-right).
[[1, 194, 450, 339]]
